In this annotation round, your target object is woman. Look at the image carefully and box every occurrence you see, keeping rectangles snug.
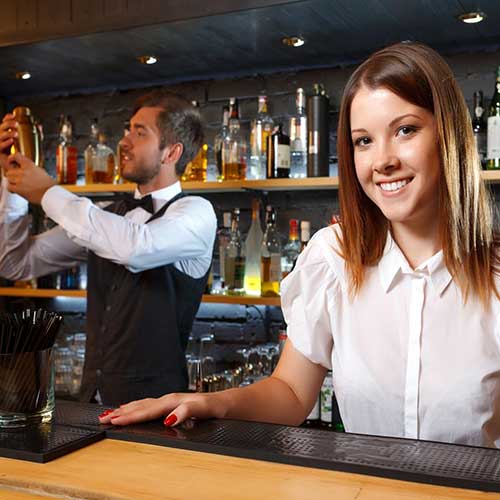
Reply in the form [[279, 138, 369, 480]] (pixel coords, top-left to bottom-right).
[[100, 42, 500, 447]]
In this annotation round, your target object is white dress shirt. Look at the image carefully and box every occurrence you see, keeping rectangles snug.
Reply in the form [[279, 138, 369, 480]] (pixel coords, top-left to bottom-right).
[[281, 224, 500, 448], [0, 176, 216, 280]]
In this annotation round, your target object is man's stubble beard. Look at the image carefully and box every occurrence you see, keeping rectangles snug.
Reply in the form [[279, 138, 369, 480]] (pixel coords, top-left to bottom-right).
[[122, 159, 162, 185]]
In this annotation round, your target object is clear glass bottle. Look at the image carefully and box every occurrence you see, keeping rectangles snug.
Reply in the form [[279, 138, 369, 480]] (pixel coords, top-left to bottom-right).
[[289, 88, 307, 178], [225, 208, 246, 295], [472, 91, 487, 169], [249, 95, 274, 180], [244, 198, 264, 296], [266, 124, 290, 178], [56, 115, 78, 185], [281, 219, 300, 278], [261, 205, 282, 297], [92, 132, 115, 184], [487, 66, 500, 170], [222, 98, 247, 180], [217, 211, 232, 294], [84, 118, 98, 185], [300, 220, 311, 252], [214, 105, 229, 180]]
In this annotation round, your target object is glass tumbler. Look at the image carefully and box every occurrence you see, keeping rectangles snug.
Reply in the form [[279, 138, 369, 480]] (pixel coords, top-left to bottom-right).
[[0, 348, 55, 428]]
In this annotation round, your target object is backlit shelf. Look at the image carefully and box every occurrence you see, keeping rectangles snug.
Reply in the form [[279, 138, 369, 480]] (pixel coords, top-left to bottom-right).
[[0, 288, 281, 306]]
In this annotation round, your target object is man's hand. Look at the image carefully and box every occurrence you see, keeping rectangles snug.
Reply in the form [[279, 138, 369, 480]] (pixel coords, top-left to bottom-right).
[[0, 113, 18, 174], [4, 152, 56, 205]]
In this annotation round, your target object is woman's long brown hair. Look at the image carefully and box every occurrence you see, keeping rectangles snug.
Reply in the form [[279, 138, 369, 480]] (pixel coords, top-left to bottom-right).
[[337, 41, 499, 306]]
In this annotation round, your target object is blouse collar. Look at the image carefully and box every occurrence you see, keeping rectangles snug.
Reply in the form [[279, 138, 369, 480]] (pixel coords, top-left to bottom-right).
[[378, 231, 452, 296]]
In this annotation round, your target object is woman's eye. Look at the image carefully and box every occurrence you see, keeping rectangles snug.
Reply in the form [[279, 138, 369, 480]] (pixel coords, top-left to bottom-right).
[[397, 125, 417, 137], [354, 136, 371, 147]]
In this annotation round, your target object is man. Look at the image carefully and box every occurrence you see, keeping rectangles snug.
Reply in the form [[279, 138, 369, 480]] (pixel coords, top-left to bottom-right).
[[0, 90, 217, 407]]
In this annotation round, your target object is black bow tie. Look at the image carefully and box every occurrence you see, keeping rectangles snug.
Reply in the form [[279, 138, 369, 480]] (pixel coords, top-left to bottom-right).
[[123, 194, 154, 214]]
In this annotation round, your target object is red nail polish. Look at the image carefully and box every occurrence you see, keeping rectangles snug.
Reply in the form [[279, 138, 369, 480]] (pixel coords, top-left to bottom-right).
[[98, 409, 113, 418], [164, 414, 177, 427], [110, 415, 120, 420]]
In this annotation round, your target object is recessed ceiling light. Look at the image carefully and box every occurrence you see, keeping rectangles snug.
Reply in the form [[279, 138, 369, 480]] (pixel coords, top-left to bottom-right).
[[282, 36, 305, 48], [15, 71, 31, 80], [458, 11, 486, 24], [137, 55, 158, 65]]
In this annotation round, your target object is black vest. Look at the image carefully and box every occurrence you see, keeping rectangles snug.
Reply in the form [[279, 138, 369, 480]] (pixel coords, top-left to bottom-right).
[[80, 193, 209, 406]]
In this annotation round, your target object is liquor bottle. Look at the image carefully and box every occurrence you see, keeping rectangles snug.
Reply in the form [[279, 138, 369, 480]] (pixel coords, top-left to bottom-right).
[[214, 105, 229, 180], [320, 370, 333, 429], [307, 83, 330, 177], [244, 198, 264, 296], [266, 124, 290, 178], [282, 219, 300, 278], [249, 95, 274, 180], [218, 211, 232, 293], [183, 101, 208, 182], [56, 115, 78, 184], [300, 220, 311, 251], [261, 205, 282, 297], [92, 132, 115, 184], [222, 98, 247, 180], [225, 208, 246, 295], [472, 91, 487, 168], [289, 88, 307, 178], [84, 118, 98, 184], [116, 120, 131, 184], [487, 67, 500, 170], [332, 390, 345, 433]]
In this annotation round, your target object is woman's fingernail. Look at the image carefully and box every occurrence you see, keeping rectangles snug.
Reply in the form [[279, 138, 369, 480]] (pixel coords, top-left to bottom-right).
[[110, 415, 120, 420], [164, 414, 178, 427], [98, 409, 114, 418]]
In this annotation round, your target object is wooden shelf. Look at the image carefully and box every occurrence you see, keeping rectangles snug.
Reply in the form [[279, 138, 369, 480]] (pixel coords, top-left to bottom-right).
[[60, 171, 500, 194], [0, 288, 281, 306]]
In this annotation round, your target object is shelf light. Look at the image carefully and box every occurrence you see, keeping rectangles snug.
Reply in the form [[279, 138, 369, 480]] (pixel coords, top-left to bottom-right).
[[137, 55, 158, 65], [15, 71, 31, 80], [458, 11, 486, 24], [282, 36, 305, 48]]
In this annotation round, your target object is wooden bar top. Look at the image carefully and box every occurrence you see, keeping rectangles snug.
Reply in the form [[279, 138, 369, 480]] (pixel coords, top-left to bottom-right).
[[0, 438, 498, 500]]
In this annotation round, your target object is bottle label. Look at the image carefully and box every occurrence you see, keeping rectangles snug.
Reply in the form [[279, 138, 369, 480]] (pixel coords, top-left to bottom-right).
[[269, 254, 281, 282], [308, 131, 319, 154], [277, 144, 290, 170], [234, 256, 246, 288], [487, 116, 500, 159], [320, 374, 333, 423]]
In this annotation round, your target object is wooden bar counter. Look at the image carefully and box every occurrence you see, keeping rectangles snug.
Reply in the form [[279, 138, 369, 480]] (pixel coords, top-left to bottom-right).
[[0, 437, 499, 500]]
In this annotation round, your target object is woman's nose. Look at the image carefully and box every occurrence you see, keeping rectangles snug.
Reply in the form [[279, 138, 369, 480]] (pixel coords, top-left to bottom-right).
[[372, 143, 400, 173]]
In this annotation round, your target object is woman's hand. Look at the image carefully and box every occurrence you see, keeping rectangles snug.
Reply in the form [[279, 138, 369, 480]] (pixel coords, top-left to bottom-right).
[[98, 391, 229, 427]]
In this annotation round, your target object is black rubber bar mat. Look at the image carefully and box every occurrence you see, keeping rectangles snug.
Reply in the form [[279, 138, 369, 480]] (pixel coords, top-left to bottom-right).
[[107, 418, 500, 493], [55, 399, 113, 431], [0, 423, 104, 463]]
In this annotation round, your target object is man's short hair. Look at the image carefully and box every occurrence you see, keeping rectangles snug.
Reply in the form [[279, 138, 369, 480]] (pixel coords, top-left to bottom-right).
[[133, 89, 204, 176]]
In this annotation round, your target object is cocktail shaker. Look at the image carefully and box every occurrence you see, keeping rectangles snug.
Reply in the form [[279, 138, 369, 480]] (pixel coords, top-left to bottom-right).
[[10, 106, 43, 167]]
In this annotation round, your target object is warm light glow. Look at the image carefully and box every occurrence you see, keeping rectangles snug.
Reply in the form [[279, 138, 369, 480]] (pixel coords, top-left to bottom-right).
[[282, 36, 305, 48], [15, 71, 31, 80], [138, 55, 158, 65], [458, 11, 486, 24]]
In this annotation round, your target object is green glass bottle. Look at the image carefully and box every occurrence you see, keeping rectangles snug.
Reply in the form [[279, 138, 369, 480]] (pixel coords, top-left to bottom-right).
[[487, 66, 500, 169]]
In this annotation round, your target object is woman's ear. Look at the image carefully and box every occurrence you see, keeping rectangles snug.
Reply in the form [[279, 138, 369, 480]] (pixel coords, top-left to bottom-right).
[[161, 143, 184, 165]]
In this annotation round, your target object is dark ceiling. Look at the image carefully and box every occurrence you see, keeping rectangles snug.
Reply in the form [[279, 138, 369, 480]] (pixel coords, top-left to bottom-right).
[[3, 0, 500, 99]]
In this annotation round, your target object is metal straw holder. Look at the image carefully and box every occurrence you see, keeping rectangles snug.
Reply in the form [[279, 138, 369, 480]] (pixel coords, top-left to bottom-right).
[[0, 348, 55, 428]]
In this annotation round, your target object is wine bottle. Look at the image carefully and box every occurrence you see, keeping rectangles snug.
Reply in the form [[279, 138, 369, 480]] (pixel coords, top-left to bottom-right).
[[472, 91, 487, 169], [266, 124, 290, 178], [261, 205, 282, 297], [244, 198, 263, 296]]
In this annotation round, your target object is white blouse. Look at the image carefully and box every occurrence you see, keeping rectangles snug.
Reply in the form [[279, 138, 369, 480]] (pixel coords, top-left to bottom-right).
[[281, 224, 500, 448]]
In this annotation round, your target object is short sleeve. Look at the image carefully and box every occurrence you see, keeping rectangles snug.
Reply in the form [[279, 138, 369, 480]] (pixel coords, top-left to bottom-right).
[[280, 227, 339, 370]]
